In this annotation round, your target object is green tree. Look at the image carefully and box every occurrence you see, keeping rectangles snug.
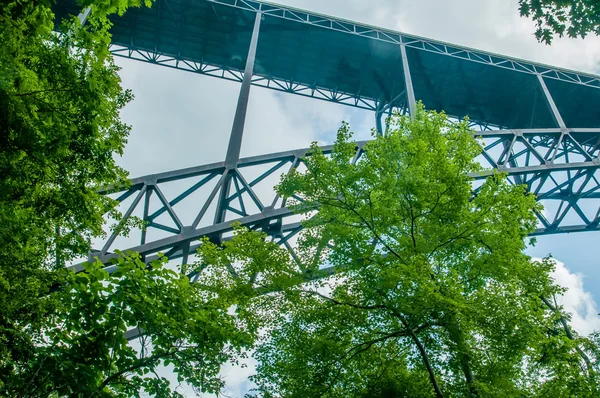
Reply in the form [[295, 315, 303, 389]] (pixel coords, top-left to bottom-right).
[[1, 1, 274, 396], [1, 253, 256, 397], [228, 106, 600, 397], [0, 0, 146, 385], [519, 0, 600, 44], [1, 221, 295, 397]]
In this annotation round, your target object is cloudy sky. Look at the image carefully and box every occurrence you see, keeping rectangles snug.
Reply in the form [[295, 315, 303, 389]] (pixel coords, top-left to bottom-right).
[[110, 0, 600, 395]]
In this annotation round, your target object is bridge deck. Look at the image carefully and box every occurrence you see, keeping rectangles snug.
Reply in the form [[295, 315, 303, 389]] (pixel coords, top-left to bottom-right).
[[54, 0, 600, 128]]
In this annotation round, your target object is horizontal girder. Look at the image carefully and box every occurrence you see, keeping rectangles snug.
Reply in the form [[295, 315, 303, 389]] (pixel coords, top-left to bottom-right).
[[84, 127, 600, 270]]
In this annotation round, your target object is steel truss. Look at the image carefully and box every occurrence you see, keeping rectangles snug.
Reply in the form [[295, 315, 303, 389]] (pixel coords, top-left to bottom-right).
[[109, 123, 600, 340], [90, 125, 600, 269], [54, 0, 600, 270], [109, 43, 384, 111]]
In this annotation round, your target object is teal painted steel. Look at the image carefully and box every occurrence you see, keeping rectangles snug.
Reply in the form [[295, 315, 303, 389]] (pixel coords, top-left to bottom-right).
[[51, 0, 600, 266], [53, 0, 600, 123]]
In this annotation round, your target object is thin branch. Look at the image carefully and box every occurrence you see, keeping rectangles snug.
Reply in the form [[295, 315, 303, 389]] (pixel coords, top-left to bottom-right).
[[402, 192, 417, 249], [91, 350, 177, 397], [10, 86, 80, 97], [302, 289, 442, 396], [398, 315, 445, 398], [300, 289, 388, 311], [343, 329, 410, 363], [540, 295, 595, 376], [428, 197, 498, 258], [337, 197, 408, 264]]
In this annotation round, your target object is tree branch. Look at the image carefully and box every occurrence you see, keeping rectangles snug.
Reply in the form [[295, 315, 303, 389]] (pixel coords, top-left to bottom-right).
[[358, 286, 446, 398], [401, 192, 418, 249], [10, 86, 80, 97], [91, 350, 177, 397], [446, 315, 479, 397], [540, 295, 595, 377], [398, 315, 445, 398], [300, 289, 388, 312], [343, 329, 410, 363], [336, 196, 409, 265]]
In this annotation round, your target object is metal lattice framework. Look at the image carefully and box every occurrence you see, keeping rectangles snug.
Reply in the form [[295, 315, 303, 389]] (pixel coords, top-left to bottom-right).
[[87, 126, 600, 268], [52, 0, 600, 269]]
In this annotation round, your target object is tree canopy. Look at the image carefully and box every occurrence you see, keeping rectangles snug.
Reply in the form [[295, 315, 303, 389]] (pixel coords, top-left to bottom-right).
[[0, 1, 272, 396], [1, 0, 137, 386], [519, 0, 600, 44], [2, 253, 257, 397], [200, 105, 600, 397]]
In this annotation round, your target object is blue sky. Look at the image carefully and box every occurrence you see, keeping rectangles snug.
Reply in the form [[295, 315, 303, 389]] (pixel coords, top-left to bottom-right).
[[109, 0, 600, 395]]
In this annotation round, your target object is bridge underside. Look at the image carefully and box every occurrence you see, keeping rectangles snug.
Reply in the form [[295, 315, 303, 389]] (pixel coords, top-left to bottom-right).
[[52, 0, 600, 268]]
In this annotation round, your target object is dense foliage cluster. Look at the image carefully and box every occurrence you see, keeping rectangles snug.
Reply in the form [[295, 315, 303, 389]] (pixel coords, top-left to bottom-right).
[[0, 1, 260, 396], [1, 0, 133, 389], [225, 106, 599, 397]]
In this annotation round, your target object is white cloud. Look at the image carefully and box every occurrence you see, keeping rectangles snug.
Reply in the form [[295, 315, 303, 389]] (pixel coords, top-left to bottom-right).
[[544, 257, 600, 336], [115, 58, 240, 177], [241, 88, 353, 158], [217, 356, 258, 398]]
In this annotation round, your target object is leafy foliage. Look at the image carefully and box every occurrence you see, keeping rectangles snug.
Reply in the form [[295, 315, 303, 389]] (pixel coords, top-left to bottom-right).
[[2, 252, 256, 397], [519, 0, 600, 44], [241, 105, 600, 397], [0, 0, 152, 386], [0, 1, 270, 396]]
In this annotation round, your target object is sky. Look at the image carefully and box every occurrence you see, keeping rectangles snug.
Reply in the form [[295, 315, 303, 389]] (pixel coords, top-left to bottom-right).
[[109, 0, 600, 395]]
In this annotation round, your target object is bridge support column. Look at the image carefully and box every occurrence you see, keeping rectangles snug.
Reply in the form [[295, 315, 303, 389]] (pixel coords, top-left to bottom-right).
[[400, 40, 417, 116], [214, 11, 263, 231], [375, 103, 385, 135], [375, 103, 394, 135], [224, 11, 262, 167], [77, 7, 91, 25]]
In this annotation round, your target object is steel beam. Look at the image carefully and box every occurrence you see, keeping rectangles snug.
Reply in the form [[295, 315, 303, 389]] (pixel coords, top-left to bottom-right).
[[96, 128, 597, 193], [215, 11, 262, 230], [537, 74, 567, 129], [399, 41, 417, 116], [80, 207, 293, 271], [224, 11, 262, 168], [375, 103, 385, 135], [84, 126, 600, 274]]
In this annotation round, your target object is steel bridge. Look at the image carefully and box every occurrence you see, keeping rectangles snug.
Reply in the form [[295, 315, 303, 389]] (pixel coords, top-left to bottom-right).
[[54, 0, 600, 267]]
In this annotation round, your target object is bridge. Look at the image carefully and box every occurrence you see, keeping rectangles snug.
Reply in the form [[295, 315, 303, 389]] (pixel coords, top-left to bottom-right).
[[54, 0, 600, 267]]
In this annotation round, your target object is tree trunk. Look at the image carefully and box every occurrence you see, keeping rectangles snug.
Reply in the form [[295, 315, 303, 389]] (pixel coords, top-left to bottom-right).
[[447, 315, 479, 397]]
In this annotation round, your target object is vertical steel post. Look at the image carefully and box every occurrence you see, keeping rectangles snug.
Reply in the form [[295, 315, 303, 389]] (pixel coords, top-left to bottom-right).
[[214, 11, 262, 229], [225, 11, 262, 167], [400, 39, 417, 117], [375, 102, 385, 135]]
